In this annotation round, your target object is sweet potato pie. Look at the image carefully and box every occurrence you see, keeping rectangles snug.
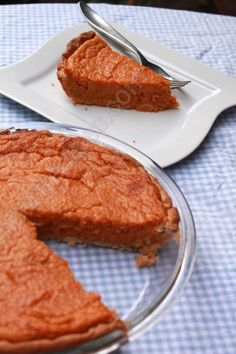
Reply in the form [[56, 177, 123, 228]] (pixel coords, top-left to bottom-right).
[[57, 31, 178, 112], [0, 129, 179, 353]]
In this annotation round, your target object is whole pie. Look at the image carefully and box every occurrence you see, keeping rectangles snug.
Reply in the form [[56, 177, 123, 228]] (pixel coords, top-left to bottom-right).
[[57, 31, 178, 112], [0, 129, 179, 353]]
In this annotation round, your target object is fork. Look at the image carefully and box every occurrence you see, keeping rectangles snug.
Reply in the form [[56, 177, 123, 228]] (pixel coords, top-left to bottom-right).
[[79, 1, 190, 89]]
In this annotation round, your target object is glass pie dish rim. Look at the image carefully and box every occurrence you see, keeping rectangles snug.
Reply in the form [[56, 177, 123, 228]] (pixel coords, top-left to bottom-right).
[[0, 121, 196, 354]]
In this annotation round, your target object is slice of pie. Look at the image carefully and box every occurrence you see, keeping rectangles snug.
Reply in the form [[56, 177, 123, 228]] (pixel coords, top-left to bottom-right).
[[0, 129, 179, 353], [57, 31, 178, 112]]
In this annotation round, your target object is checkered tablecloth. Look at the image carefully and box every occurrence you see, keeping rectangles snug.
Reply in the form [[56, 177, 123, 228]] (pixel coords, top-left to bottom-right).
[[0, 3, 236, 354]]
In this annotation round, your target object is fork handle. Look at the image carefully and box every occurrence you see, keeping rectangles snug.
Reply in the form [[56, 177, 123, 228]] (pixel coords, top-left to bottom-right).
[[79, 1, 146, 64]]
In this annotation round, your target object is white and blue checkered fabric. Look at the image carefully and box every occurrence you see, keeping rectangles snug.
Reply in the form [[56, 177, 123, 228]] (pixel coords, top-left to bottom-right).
[[0, 3, 236, 354]]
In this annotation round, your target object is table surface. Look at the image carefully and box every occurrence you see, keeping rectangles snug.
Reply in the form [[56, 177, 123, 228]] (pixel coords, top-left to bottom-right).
[[0, 3, 236, 354]]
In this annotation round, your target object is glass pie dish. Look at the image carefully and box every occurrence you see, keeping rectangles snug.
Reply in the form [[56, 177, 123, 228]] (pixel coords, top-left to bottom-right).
[[0, 121, 196, 354]]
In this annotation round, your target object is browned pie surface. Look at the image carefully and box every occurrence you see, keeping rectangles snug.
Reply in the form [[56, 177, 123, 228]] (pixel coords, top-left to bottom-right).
[[0, 130, 178, 353], [57, 31, 178, 112]]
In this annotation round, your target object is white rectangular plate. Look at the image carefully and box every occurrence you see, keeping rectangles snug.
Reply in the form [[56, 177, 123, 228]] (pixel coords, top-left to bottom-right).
[[0, 23, 236, 167]]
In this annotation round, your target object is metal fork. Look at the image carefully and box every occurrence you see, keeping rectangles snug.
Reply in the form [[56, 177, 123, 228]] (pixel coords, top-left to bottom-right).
[[79, 1, 190, 89]]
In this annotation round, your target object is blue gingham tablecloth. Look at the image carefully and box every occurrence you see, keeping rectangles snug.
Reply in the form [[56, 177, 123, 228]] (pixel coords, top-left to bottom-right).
[[1, 3, 236, 354]]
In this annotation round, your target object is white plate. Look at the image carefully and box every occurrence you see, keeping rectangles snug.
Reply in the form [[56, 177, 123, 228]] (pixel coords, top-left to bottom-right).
[[0, 23, 236, 167]]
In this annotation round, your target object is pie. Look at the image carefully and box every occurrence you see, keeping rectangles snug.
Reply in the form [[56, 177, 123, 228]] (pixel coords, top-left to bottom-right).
[[0, 129, 179, 353], [57, 31, 178, 112]]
